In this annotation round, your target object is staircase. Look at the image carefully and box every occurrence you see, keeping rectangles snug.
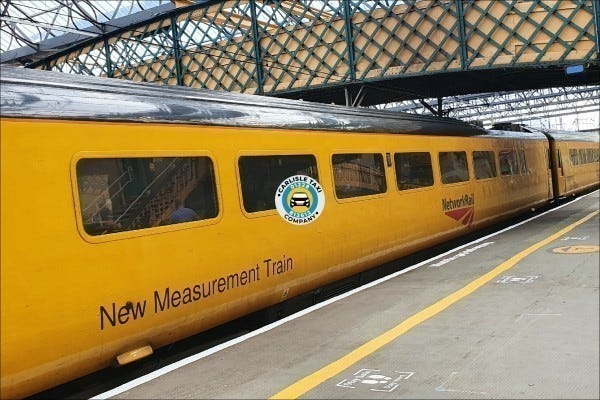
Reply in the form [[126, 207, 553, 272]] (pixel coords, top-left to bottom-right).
[[116, 158, 199, 230]]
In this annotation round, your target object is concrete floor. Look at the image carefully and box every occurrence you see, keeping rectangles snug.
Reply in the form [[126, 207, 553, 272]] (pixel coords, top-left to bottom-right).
[[105, 191, 599, 399]]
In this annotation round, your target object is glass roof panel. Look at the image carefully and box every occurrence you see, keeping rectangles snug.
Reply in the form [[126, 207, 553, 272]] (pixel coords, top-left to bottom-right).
[[1, 0, 171, 54]]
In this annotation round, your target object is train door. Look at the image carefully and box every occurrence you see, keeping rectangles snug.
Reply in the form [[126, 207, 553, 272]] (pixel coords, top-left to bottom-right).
[[545, 147, 553, 199], [554, 147, 567, 197]]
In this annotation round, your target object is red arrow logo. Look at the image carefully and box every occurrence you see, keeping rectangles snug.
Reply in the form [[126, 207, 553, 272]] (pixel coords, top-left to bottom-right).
[[445, 206, 474, 226]]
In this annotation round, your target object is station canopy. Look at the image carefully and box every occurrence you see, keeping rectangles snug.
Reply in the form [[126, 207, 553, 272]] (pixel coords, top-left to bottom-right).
[[1, 0, 174, 63], [1, 0, 598, 131]]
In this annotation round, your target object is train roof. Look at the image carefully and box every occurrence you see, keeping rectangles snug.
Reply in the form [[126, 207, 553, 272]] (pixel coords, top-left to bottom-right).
[[539, 129, 599, 143], [491, 123, 599, 143], [1, 67, 595, 143], [1, 66, 488, 136]]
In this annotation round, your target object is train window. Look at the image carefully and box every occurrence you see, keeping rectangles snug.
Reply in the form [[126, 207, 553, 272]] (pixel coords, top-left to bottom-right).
[[586, 149, 593, 164], [569, 149, 579, 165], [499, 150, 519, 176], [557, 149, 563, 169], [473, 151, 497, 179], [238, 155, 318, 213], [518, 150, 528, 174], [332, 153, 387, 199], [579, 149, 586, 164], [439, 152, 469, 184], [394, 152, 434, 190], [76, 157, 218, 236]]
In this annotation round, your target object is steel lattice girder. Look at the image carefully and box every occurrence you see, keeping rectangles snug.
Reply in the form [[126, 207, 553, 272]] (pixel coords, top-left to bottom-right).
[[13, 0, 597, 104], [0, 0, 174, 64], [379, 86, 599, 128]]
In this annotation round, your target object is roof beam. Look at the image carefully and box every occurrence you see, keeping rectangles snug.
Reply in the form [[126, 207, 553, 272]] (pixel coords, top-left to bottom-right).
[[1, 2, 175, 65]]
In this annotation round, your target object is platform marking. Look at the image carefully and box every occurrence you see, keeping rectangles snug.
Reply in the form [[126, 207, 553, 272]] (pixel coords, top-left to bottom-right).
[[335, 369, 413, 392], [560, 236, 589, 241], [514, 313, 561, 323], [270, 208, 598, 400], [90, 191, 597, 400], [435, 371, 489, 395], [496, 275, 539, 284], [552, 245, 600, 254], [429, 241, 495, 267]]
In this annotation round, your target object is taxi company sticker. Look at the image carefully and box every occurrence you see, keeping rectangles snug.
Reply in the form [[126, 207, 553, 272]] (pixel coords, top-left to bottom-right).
[[275, 175, 324, 225], [552, 245, 600, 254]]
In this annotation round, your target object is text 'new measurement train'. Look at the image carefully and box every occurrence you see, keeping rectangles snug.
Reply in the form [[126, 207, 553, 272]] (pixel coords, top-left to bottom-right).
[[1, 67, 598, 398]]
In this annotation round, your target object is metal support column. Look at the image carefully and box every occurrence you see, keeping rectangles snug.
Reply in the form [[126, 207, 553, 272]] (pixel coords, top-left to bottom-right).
[[455, 0, 469, 69], [103, 38, 113, 78], [170, 17, 183, 86], [592, 0, 600, 60], [249, 0, 264, 95], [343, 0, 357, 82]]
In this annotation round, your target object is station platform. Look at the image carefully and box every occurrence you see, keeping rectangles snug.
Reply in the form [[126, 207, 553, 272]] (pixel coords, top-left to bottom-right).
[[97, 191, 599, 399]]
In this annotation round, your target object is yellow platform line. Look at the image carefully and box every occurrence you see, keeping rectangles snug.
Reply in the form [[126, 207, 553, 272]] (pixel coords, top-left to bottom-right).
[[270, 209, 599, 399]]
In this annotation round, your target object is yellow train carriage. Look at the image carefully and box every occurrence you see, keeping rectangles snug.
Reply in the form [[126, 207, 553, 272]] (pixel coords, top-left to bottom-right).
[[548, 132, 600, 197], [0, 67, 590, 398], [1, 120, 551, 398]]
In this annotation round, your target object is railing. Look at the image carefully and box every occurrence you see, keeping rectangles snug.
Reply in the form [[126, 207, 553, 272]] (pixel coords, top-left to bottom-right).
[[83, 168, 132, 223], [114, 158, 191, 228]]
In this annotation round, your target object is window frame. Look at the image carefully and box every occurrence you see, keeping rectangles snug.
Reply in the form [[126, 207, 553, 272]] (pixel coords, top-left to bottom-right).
[[472, 150, 498, 180], [569, 148, 579, 166], [518, 149, 529, 175], [393, 151, 435, 192], [498, 149, 520, 177], [438, 151, 470, 185], [331, 151, 388, 202], [236, 151, 321, 218], [71, 151, 222, 243]]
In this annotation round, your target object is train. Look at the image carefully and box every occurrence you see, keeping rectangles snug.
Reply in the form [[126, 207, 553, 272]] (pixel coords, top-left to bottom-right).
[[1, 66, 598, 399]]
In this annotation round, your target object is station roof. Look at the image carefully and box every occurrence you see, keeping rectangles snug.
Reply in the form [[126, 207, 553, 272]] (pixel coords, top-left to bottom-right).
[[1, 0, 174, 64], [1, 1, 597, 131]]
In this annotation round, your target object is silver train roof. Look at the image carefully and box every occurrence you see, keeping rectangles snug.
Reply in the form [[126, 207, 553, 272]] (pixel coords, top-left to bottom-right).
[[1, 67, 596, 142], [1, 66, 487, 136]]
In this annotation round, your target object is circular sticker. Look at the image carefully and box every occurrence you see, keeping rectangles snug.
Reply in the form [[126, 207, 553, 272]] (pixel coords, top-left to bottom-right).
[[275, 175, 325, 225], [552, 245, 600, 254]]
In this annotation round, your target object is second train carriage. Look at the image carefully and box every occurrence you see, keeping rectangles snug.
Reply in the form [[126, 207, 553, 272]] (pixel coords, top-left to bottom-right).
[[1, 67, 598, 398], [547, 131, 600, 197]]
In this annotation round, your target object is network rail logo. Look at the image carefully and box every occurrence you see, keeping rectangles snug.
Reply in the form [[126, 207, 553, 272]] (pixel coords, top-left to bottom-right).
[[442, 193, 475, 226], [275, 175, 325, 225]]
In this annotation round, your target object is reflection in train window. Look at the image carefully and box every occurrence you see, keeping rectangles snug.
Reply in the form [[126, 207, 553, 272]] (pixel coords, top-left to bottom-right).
[[394, 152, 433, 190], [439, 151, 469, 184], [518, 150, 528, 174], [499, 150, 519, 176], [579, 149, 586, 164], [238, 155, 318, 213], [332, 153, 386, 199], [557, 149, 563, 169], [569, 149, 579, 165], [473, 151, 497, 179], [586, 149, 594, 164], [76, 157, 218, 236]]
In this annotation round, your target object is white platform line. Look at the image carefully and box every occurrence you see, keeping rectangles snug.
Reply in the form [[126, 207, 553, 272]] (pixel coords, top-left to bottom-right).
[[91, 190, 597, 399]]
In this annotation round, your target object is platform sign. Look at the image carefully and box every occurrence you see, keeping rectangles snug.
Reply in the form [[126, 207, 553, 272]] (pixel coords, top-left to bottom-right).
[[552, 245, 600, 254]]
